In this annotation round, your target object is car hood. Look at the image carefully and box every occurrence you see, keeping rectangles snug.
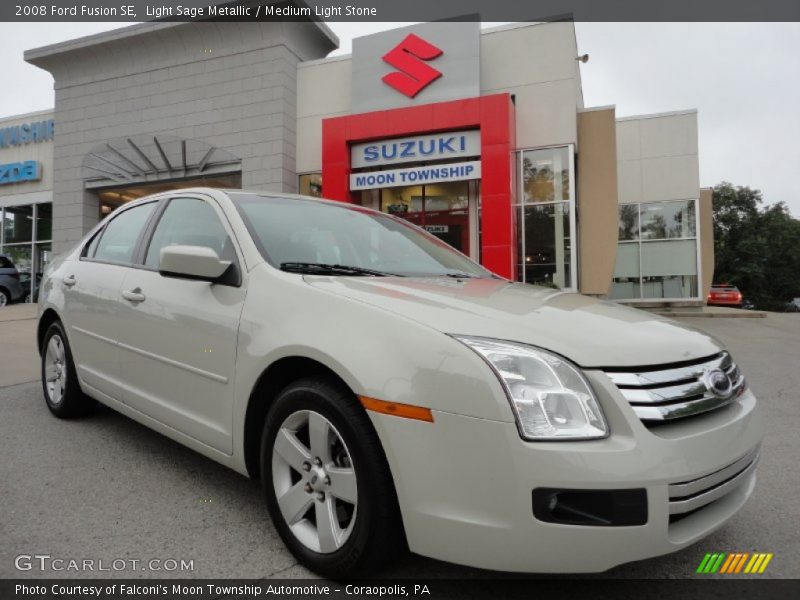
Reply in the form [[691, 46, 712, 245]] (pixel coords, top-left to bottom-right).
[[306, 276, 722, 368]]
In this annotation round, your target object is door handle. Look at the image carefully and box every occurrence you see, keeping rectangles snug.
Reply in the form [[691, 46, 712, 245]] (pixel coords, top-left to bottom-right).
[[121, 288, 146, 303], [63, 275, 77, 288]]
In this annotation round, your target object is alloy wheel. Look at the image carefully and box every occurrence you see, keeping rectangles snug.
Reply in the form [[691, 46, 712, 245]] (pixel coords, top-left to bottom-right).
[[44, 334, 67, 405], [271, 410, 358, 553]]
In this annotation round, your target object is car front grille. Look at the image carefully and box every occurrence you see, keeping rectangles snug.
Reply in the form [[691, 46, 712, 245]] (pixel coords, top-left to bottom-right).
[[602, 352, 746, 424], [668, 446, 759, 518]]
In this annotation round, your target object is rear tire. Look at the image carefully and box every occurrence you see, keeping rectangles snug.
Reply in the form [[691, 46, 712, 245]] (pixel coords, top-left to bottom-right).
[[41, 321, 95, 418], [0, 288, 9, 307], [260, 377, 404, 578]]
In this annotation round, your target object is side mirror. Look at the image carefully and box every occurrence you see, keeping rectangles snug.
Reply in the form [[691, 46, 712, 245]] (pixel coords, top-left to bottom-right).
[[159, 245, 231, 282]]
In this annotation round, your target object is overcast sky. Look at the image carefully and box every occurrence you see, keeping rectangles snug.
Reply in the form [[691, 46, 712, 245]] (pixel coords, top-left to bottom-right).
[[1, 21, 798, 216]]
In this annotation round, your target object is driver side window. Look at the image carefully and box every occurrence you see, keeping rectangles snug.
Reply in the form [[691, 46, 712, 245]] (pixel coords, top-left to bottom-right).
[[144, 197, 233, 269]]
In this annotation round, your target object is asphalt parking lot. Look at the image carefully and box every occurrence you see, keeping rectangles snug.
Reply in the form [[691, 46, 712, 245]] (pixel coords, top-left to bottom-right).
[[1, 307, 798, 580]]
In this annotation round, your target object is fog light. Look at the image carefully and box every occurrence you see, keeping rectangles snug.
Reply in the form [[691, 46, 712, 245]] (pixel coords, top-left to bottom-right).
[[532, 488, 648, 527]]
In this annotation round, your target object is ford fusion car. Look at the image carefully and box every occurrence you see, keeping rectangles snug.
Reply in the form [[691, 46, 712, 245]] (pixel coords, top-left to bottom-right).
[[37, 188, 763, 576]]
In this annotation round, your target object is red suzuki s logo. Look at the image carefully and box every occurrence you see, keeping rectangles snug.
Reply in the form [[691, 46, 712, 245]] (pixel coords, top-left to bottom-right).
[[381, 34, 443, 98]]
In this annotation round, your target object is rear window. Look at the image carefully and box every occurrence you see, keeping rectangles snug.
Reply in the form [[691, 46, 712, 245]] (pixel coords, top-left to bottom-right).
[[0, 256, 14, 269], [92, 202, 156, 264]]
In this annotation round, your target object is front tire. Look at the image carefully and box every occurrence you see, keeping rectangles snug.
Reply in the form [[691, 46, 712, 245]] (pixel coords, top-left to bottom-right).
[[41, 321, 95, 418], [261, 378, 404, 577]]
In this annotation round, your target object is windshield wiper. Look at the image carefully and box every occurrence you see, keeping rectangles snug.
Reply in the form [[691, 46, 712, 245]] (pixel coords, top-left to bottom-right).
[[442, 272, 480, 279], [280, 262, 401, 277]]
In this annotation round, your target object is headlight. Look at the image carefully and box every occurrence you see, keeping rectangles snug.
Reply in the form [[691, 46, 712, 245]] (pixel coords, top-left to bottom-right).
[[453, 336, 608, 441]]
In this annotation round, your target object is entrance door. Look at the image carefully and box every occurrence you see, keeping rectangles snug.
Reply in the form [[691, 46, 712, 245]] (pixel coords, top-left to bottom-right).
[[377, 180, 479, 259]]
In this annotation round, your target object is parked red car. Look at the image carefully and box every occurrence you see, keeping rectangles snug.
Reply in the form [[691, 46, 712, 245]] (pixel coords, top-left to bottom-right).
[[708, 284, 744, 308]]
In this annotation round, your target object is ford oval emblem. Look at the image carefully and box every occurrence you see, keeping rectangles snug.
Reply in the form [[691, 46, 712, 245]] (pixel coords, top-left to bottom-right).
[[703, 368, 733, 399]]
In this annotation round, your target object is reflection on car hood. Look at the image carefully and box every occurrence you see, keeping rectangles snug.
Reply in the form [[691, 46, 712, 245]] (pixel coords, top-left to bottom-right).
[[306, 276, 722, 368]]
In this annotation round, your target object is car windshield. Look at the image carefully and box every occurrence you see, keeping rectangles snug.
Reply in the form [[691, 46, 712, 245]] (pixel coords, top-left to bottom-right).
[[232, 194, 493, 278]]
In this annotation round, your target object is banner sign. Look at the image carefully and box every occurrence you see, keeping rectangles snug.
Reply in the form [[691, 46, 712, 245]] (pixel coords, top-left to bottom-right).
[[350, 160, 480, 190]]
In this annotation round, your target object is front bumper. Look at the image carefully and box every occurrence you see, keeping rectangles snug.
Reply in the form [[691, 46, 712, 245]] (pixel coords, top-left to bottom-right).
[[368, 372, 763, 573]]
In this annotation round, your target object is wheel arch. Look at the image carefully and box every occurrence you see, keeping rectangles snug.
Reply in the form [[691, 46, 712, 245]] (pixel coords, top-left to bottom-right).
[[243, 355, 360, 481], [37, 308, 62, 355]]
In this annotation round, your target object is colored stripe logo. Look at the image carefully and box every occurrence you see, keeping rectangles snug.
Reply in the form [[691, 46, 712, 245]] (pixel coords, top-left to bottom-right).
[[697, 552, 773, 574]]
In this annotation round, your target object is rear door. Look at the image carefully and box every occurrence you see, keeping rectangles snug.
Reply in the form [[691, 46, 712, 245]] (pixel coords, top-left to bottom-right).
[[62, 201, 158, 400], [115, 195, 246, 454]]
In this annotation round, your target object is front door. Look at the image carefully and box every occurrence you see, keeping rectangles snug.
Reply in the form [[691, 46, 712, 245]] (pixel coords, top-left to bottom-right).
[[115, 195, 245, 454]]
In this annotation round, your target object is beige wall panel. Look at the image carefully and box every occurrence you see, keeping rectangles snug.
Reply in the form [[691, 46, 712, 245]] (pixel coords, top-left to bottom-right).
[[615, 119, 641, 161], [511, 80, 579, 149], [577, 108, 619, 296], [699, 187, 715, 299], [640, 154, 700, 202], [297, 59, 352, 118], [617, 159, 642, 204], [639, 113, 698, 158], [480, 22, 579, 90]]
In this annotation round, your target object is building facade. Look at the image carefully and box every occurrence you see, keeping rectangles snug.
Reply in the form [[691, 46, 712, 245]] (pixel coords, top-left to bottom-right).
[[15, 19, 712, 304]]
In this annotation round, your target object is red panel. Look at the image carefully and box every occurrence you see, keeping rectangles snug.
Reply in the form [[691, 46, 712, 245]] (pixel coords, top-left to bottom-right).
[[431, 100, 480, 130], [322, 93, 517, 279], [481, 245, 515, 279], [481, 193, 513, 245]]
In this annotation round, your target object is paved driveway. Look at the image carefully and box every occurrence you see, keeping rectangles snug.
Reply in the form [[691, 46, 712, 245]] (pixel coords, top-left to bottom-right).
[[1, 311, 798, 579], [0, 304, 38, 387]]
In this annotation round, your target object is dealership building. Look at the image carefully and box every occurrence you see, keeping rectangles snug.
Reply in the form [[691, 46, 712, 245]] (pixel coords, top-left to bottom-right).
[[1, 18, 714, 303]]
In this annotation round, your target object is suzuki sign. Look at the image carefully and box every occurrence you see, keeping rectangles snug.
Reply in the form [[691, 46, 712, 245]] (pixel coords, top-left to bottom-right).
[[351, 22, 480, 112], [351, 130, 480, 168]]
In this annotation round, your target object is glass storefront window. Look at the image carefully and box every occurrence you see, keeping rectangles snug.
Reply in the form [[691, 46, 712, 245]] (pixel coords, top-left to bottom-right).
[[618, 204, 639, 241], [1, 202, 54, 303], [640, 200, 696, 240], [36, 203, 52, 241], [515, 145, 575, 289], [299, 173, 322, 198], [33, 242, 53, 299], [517, 202, 572, 287], [3, 244, 33, 299], [610, 242, 641, 299], [3, 205, 34, 244], [521, 146, 571, 203], [379, 181, 471, 255], [641, 239, 698, 298], [611, 200, 699, 300]]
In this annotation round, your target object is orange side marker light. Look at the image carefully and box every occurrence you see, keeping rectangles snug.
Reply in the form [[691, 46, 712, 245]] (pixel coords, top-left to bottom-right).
[[359, 396, 434, 422]]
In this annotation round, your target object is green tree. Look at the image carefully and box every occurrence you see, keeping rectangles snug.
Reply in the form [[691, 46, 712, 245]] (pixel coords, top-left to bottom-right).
[[712, 182, 800, 310]]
